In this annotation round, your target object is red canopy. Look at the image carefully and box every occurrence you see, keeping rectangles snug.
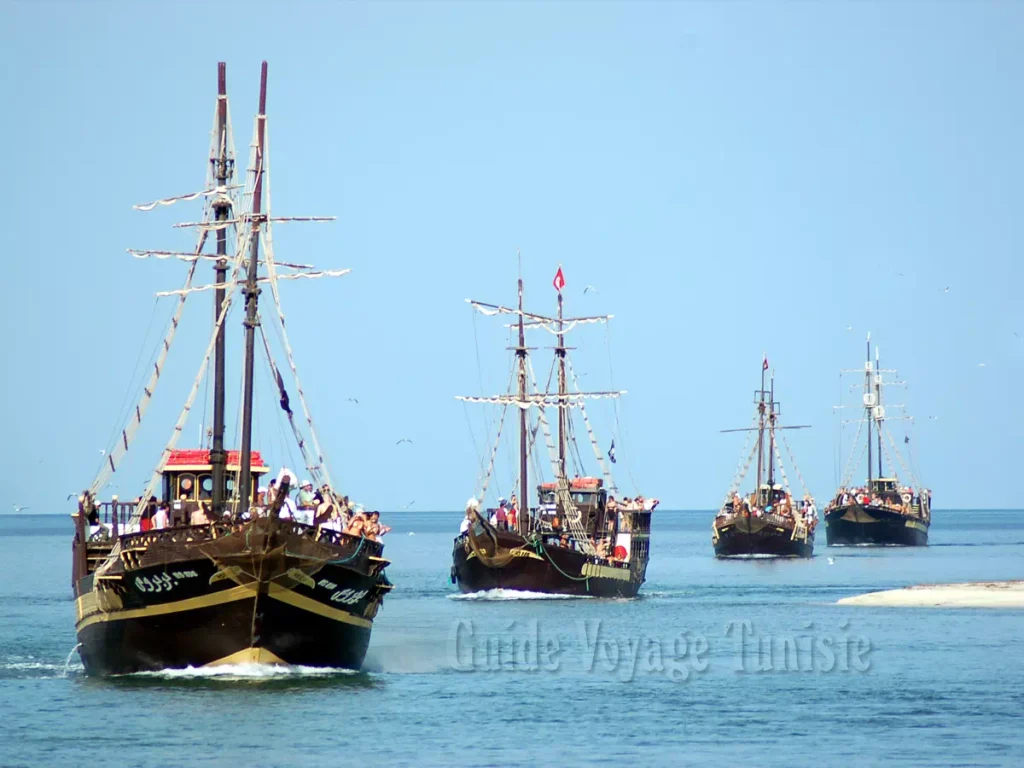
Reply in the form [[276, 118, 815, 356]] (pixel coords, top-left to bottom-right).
[[165, 449, 268, 472]]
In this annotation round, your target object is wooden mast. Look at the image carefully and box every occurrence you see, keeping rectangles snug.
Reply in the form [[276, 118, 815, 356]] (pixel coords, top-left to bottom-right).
[[556, 271, 567, 483], [875, 345, 883, 479], [755, 359, 766, 493], [767, 370, 775, 489], [866, 335, 873, 484], [237, 61, 268, 518], [210, 62, 230, 516], [517, 261, 528, 536]]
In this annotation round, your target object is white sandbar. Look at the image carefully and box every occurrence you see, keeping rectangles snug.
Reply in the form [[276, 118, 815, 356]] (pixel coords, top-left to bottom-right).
[[837, 581, 1024, 608]]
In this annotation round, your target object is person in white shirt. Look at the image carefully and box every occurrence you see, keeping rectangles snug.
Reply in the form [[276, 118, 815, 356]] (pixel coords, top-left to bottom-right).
[[460, 498, 479, 534], [152, 503, 170, 530]]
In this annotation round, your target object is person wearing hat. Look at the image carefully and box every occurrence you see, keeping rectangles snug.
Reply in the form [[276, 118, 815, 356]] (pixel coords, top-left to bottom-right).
[[489, 497, 508, 531], [297, 481, 316, 510], [460, 498, 479, 534]]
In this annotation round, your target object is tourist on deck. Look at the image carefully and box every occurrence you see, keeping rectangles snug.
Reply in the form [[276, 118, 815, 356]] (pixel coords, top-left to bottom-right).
[[507, 494, 519, 530], [344, 513, 366, 537], [460, 498, 479, 535], [365, 511, 390, 541], [152, 501, 170, 530], [298, 481, 316, 510]]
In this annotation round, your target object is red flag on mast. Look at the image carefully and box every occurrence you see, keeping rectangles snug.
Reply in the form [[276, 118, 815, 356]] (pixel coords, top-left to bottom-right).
[[553, 267, 566, 293], [762, 355, 769, 371]]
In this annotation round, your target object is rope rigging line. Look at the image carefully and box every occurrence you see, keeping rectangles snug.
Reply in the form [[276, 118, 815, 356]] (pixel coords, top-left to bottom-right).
[[770, 430, 793, 497], [256, 121, 341, 501], [722, 411, 760, 507], [724, 435, 761, 509], [778, 428, 813, 500], [839, 412, 866, 488], [566, 358, 615, 490]]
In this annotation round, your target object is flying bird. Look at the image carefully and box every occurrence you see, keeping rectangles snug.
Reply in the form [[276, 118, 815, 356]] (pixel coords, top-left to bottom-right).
[[396, 438, 413, 445], [943, 286, 950, 293], [12, 504, 30, 513], [928, 415, 939, 420], [978, 363, 986, 368], [99, 449, 106, 456], [402, 501, 416, 509], [845, 325, 853, 332], [347, 398, 359, 405], [827, 557, 835, 565], [583, 285, 598, 294]]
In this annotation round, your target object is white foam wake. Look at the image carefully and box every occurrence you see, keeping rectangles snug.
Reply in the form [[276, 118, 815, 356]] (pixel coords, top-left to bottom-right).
[[126, 663, 357, 680], [448, 588, 594, 601]]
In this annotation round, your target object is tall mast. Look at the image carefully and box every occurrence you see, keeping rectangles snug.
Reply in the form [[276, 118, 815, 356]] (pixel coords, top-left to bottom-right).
[[210, 62, 230, 516], [876, 345, 883, 478], [556, 272, 567, 482], [237, 61, 268, 517], [517, 261, 528, 535], [866, 334, 873, 484], [767, 371, 775, 487], [755, 358, 766, 492]]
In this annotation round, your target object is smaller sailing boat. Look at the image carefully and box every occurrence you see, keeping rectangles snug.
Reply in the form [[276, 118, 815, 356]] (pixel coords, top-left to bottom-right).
[[824, 335, 932, 546], [713, 359, 817, 558], [451, 263, 656, 597], [70, 63, 392, 675]]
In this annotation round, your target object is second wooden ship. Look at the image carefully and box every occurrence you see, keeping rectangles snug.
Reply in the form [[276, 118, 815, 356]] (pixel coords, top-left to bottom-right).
[[712, 360, 818, 558], [451, 264, 656, 597]]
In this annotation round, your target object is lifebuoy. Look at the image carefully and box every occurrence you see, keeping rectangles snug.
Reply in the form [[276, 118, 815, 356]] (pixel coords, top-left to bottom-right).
[[901, 493, 911, 504]]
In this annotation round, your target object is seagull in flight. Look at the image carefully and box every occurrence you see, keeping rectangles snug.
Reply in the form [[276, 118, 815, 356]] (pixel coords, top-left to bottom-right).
[[943, 286, 950, 293], [583, 285, 598, 294], [396, 438, 413, 446], [402, 501, 416, 509], [827, 557, 835, 565], [12, 504, 30, 513], [99, 449, 106, 456], [347, 397, 359, 405], [845, 325, 853, 331], [978, 362, 986, 368]]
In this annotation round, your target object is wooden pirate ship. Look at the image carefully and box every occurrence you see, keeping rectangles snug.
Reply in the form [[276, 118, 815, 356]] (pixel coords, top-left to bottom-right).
[[451, 263, 656, 597], [824, 335, 931, 546], [70, 63, 391, 675], [713, 360, 817, 558]]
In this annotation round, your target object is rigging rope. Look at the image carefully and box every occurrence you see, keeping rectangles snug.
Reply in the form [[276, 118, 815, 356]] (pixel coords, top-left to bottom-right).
[[721, 412, 760, 507], [839, 413, 866, 487], [778, 428, 813, 500]]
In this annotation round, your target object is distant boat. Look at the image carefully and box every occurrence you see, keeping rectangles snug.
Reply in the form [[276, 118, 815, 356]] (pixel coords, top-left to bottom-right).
[[451, 264, 656, 597], [71, 63, 392, 676], [712, 361, 817, 558], [824, 335, 932, 546]]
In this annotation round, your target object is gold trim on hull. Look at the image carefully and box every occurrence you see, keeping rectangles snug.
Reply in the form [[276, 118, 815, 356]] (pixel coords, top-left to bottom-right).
[[266, 583, 372, 628], [77, 585, 255, 631], [205, 647, 289, 666], [77, 583, 372, 631]]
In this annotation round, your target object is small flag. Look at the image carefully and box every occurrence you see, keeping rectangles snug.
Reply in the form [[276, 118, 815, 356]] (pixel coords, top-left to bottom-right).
[[276, 368, 292, 416], [608, 439, 616, 464], [904, 436, 910, 444], [762, 355, 769, 371], [553, 266, 566, 293]]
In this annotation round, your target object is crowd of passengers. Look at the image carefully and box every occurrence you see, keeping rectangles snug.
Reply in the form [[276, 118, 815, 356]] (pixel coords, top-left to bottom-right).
[[86, 473, 390, 542], [458, 492, 659, 563], [718, 491, 819, 532], [828, 486, 931, 516]]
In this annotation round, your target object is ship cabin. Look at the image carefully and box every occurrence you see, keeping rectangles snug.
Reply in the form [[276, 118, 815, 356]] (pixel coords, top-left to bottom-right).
[[538, 477, 607, 537], [162, 449, 269, 524], [752, 483, 788, 509], [868, 478, 901, 500]]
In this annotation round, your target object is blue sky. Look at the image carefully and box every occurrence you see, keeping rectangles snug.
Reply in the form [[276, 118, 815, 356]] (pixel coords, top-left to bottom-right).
[[2, 1, 1021, 512]]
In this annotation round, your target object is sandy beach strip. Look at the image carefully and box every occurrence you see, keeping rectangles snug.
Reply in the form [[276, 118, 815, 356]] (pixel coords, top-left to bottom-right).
[[837, 581, 1024, 608]]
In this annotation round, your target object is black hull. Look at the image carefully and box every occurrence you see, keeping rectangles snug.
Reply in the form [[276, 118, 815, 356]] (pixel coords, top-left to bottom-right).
[[713, 516, 813, 558], [74, 521, 389, 676], [451, 533, 646, 598], [825, 505, 929, 547]]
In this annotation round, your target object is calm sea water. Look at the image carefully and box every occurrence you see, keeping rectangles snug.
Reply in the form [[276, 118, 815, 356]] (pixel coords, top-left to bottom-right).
[[1, 510, 1022, 767]]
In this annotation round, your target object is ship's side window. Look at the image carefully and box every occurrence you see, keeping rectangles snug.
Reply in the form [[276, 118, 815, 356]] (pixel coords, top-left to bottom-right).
[[177, 473, 197, 501], [199, 474, 213, 500]]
